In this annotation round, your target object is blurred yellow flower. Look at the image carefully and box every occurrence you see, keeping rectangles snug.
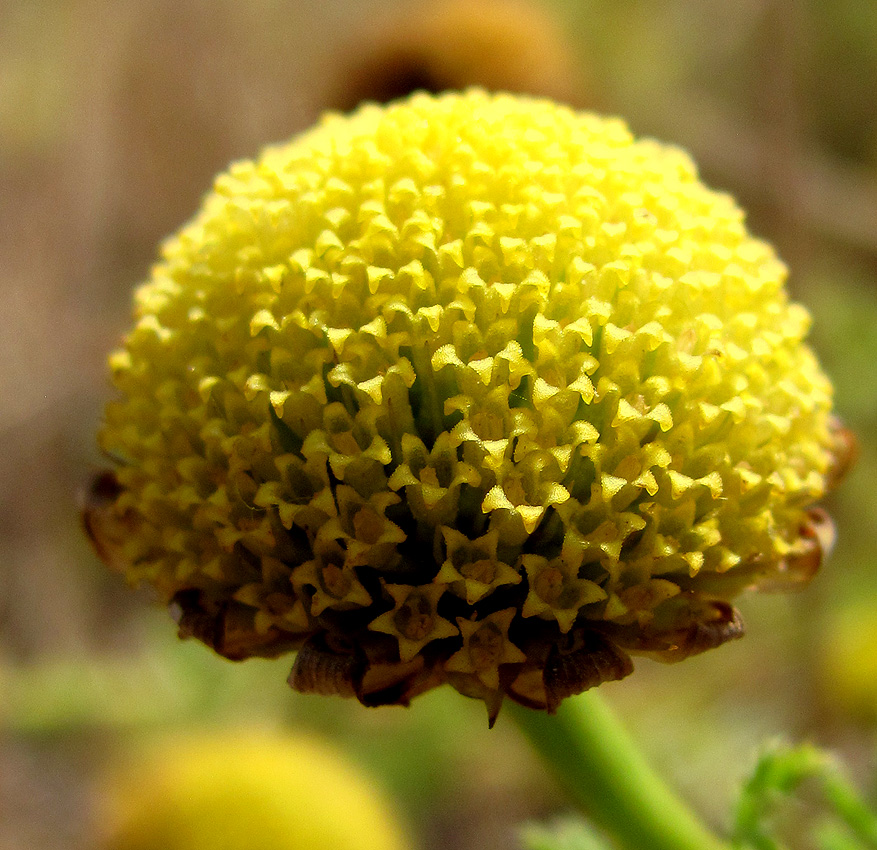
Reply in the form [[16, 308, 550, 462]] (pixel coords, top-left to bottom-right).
[[89, 90, 850, 724], [98, 731, 409, 850], [819, 601, 877, 721]]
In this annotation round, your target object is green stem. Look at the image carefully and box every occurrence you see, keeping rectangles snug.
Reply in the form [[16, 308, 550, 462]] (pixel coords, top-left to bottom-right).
[[507, 691, 731, 850]]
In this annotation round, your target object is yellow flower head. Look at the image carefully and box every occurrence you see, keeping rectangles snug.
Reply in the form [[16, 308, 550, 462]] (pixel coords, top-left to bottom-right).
[[88, 91, 851, 724], [98, 731, 409, 850]]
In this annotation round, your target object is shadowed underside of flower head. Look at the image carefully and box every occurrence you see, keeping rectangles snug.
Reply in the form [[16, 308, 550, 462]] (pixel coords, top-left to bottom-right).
[[85, 91, 853, 725]]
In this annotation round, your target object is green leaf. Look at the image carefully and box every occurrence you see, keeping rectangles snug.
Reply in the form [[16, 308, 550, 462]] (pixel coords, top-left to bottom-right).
[[732, 741, 877, 850]]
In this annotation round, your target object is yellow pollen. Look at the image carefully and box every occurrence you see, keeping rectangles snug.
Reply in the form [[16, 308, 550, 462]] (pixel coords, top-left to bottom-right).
[[321, 564, 352, 599], [468, 622, 504, 670], [461, 558, 497, 584], [353, 508, 384, 544], [534, 567, 565, 604], [393, 593, 435, 641]]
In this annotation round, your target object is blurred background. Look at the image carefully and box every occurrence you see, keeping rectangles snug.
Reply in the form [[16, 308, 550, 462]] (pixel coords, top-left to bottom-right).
[[1, 0, 876, 847]]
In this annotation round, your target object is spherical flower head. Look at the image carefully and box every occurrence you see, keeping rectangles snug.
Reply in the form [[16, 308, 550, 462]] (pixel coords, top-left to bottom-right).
[[88, 90, 852, 724], [98, 731, 409, 850]]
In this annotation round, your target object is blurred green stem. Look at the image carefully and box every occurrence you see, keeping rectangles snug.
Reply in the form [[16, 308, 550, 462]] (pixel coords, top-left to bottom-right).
[[508, 691, 730, 850]]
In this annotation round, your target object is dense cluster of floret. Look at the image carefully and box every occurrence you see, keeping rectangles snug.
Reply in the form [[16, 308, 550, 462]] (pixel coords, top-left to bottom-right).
[[88, 91, 845, 722]]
